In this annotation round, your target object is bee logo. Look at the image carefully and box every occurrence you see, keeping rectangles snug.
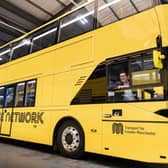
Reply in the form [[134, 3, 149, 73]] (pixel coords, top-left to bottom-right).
[[112, 123, 124, 135]]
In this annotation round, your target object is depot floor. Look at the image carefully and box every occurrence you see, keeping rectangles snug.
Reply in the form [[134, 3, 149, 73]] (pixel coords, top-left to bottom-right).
[[0, 139, 165, 168]]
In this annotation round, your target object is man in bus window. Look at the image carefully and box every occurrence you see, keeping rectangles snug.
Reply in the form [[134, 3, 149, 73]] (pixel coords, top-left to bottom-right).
[[116, 72, 136, 101], [116, 72, 130, 89]]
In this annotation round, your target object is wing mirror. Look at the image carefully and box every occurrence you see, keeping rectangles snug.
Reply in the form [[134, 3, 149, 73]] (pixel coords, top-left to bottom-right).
[[153, 50, 165, 69]]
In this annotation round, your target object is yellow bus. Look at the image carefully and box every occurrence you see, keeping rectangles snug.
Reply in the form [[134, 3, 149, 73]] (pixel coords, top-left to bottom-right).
[[0, 0, 168, 164]]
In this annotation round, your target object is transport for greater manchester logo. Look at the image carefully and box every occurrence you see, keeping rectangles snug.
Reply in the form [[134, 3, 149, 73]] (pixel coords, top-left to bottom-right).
[[112, 123, 124, 135], [112, 123, 156, 136]]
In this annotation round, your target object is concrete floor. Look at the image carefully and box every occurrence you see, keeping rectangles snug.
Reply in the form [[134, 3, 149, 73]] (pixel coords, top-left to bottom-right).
[[0, 139, 166, 168]]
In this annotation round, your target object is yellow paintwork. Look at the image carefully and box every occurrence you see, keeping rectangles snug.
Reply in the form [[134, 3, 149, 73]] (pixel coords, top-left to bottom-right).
[[0, 3, 168, 164], [94, 7, 160, 62], [155, 5, 168, 47], [102, 102, 168, 163], [153, 50, 165, 69]]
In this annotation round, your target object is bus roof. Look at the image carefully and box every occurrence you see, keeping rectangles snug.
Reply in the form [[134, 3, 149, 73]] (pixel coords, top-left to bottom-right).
[[0, 0, 160, 49], [0, 0, 93, 49]]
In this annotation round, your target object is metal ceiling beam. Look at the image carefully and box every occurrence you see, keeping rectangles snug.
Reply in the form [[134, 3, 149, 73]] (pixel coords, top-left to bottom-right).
[[26, 0, 54, 17], [56, 0, 67, 7], [0, 0, 42, 25], [103, 0, 120, 20], [0, 16, 29, 33], [129, 0, 139, 13], [0, 20, 26, 34], [0, 27, 20, 37], [50, 0, 82, 20], [51, 3, 74, 19], [0, 38, 8, 43]]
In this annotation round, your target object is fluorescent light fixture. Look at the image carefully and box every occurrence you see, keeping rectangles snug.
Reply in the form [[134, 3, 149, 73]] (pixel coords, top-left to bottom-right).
[[78, 15, 88, 24], [0, 49, 11, 56], [17, 83, 25, 86], [79, 18, 88, 24], [0, 21, 26, 34], [33, 27, 57, 41], [61, 0, 120, 28], [12, 39, 31, 50], [22, 39, 31, 45], [61, 11, 94, 28], [98, 0, 121, 11], [27, 80, 36, 84]]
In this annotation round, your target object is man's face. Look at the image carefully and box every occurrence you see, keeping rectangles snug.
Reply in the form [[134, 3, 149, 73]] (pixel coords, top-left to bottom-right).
[[120, 73, 128, 83]]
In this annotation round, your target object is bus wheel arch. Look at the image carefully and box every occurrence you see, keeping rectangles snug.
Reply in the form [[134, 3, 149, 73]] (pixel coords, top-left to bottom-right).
[[53, 117, 85, 158]]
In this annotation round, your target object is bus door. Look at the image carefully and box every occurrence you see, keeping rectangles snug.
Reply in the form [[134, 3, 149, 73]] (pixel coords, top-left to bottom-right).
[[0, 85, 15, 136], [101, 60, 133, 155]]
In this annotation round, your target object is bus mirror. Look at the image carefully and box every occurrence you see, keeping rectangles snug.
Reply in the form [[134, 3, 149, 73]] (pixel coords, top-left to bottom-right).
[[153, 50, 165, 69]]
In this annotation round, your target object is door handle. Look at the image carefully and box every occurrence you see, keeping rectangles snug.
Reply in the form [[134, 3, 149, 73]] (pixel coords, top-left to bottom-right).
[[104, 114, 112, 118]]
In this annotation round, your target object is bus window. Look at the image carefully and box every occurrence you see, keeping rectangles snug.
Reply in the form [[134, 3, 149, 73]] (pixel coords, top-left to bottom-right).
[[71, 64, 106, 104], [136, 86, 164, 100], [130, 57, 142, 72], [130, 52, 164, 101], [5, 87, 15, 107], [107, 52, 164, 102], [143, 54, 154, 70], [59, 2, 95, 42], [11, 39, 31, 60], [0, 46, 11, 65], [130, 53, 164, 100], [31, 22, 58, 53], [0, 87, 5, 107], [15, 82, 25, 107], [130, 53, 157, 86], [107, 61, 135, 102], [25, 80, 36, 107], [161, 0, 168, 3]]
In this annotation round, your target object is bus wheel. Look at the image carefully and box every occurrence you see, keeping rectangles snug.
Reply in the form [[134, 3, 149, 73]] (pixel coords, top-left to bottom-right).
[[57, 120, 84, 159]]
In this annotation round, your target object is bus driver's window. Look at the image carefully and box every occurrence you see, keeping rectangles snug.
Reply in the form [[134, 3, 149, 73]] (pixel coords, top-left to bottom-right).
[[130, 52, 164, 101], [107, 61, 136, 102]]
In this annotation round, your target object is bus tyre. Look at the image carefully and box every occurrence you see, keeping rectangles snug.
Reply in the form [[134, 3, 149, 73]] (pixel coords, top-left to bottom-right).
[[57, 120, 84, 159]]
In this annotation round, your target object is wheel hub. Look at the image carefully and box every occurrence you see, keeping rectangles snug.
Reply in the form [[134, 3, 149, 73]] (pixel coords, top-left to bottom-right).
[[62, 126, 80, 152], [65, 133, 73, 145]]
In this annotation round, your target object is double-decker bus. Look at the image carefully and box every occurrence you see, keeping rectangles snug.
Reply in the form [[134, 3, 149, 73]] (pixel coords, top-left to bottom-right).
[[0, 0, 168, 164]]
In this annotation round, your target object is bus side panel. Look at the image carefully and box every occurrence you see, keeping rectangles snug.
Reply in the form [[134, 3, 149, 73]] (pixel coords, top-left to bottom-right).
[[10, 107, 51, 144], [94, 8, 160, 62], [0, 33, 95, 144], [52, 33, 94, 73], [102, 102, 168, 163], [155, 5, 168, 47], [70, 105, 102, 154]]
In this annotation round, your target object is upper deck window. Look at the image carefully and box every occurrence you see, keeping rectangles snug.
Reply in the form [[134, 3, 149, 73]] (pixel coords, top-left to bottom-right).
[[0, 0, 160, 66], [59, 1, 95, 42], [160, 0, 168, 4], [31, 22, 58, 53], [0, 46, 11, 64], [0, 87, 5, 107], [11, 39, 31, 60]]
